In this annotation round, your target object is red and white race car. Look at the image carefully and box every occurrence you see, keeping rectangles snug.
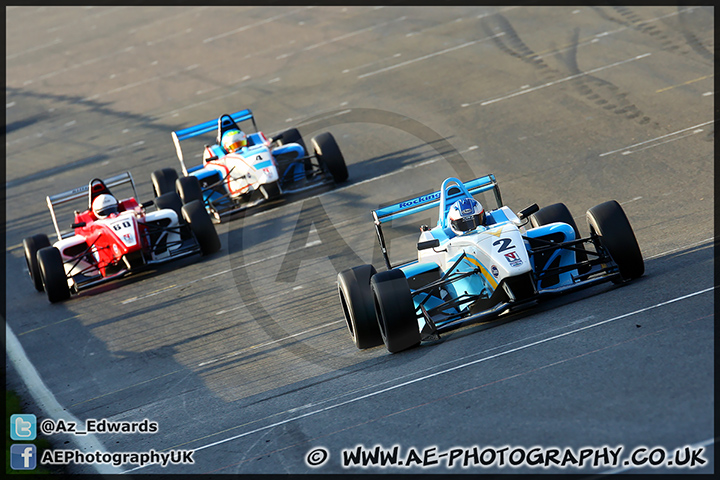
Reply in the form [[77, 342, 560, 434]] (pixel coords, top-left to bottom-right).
[[23, 171, 220, 303]]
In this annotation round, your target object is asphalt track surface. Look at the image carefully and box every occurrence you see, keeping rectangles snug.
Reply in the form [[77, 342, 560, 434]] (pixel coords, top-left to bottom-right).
[[5, 6, 715, 476]]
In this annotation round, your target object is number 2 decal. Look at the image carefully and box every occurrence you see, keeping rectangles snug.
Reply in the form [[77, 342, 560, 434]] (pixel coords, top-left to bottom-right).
[[493, 238, 515, 252]]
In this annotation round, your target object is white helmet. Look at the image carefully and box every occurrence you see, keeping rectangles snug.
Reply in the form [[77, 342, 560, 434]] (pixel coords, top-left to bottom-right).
[[221, 129, 247, 153], [448, 198, 485, 234], [92, 194, 119, 218]]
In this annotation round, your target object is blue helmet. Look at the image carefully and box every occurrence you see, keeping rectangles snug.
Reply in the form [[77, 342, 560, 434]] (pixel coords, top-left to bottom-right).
[[448, 197, 485, 234]]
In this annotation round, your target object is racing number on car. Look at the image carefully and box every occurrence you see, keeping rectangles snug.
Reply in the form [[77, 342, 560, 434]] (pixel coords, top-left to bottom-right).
[[493, 238, 515, 252], [112, 221, 132, 231]]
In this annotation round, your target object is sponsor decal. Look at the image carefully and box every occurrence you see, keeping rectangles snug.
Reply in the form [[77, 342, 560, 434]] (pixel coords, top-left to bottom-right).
[[399, 192, 441, 209], [504, 251, 523, 267], [491, 265, 499, 277]]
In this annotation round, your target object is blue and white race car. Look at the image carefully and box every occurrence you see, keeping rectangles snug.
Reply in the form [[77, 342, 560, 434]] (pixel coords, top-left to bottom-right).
[[337, 175, 644, 353], [151, 109, 348, 222]]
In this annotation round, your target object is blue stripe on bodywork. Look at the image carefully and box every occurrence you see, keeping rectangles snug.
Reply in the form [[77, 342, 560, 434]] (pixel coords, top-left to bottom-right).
[[253, 160, 273, 170]]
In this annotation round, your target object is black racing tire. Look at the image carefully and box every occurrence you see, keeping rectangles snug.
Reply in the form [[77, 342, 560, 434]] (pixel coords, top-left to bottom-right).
[[154, 191, 184, 219], [338, 264, 382, 349], [37, 247, 70, 303], [176, 175, 204, 205], [273, 127, 307, 153], [312, 132, 348, 183], [182, 200, 221, 255], [24, 233, 51, 292], [260, 181, 281, 200], [151, 168, 179, 197], [530, 202, 588, 270], [586, 200, 644, 283], [371, 269, 420, 353]]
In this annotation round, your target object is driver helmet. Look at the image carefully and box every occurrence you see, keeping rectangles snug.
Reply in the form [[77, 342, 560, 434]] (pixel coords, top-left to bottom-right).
[[448, 197, 485, 234], [92, 194, 119, 218], [221, 129, 247, 153]]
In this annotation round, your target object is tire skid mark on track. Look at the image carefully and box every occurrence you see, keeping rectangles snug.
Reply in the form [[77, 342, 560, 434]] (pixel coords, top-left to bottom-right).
[[123, 286, 713, 470]]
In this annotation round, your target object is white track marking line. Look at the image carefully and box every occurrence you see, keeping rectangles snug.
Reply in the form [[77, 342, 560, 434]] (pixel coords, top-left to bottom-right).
[[644, 237, 714, 260], [124, 286, 714, 471], [599, 120, 714, 157], [462, 53, 652, 107], [203, 8, 308, 43], [6, 323, 123, 475], [302, 16, 407, 53], [6, 38, 62, 60], [358, 32, 505, 79]]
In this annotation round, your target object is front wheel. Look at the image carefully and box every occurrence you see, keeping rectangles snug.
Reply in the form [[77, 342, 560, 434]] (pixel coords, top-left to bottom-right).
[[182, 200, 221, 255], [151, 168, 179, 197], [371, 269, 420, 353], [24, 233, 51, 291], [176, 175, 203, 205], [586, 200, 644, 283], [338, 264, 382, 349], [37, 247, 70, 303], [312, 132, 348, 183], [260, 181, 281, 200], [530, 202, 588, 271], [155, 191, 184, 218], [273, 127, 307, 153]]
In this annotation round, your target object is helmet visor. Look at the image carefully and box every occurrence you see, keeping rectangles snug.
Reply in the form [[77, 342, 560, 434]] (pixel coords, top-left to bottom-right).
[[451, 212, 484, 232], [225, 139, 246, 152]]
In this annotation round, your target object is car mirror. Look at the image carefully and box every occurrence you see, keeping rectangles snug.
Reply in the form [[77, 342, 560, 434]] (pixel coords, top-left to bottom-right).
[[71, 222, 86, 228], [141, 200, 154, 208], [517, 203, 539, 220], [417, 239, 440, 251]]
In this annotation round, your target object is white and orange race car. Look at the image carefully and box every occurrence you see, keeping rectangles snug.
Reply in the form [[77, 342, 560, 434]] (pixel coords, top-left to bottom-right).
[[152, 109, 348, 222]]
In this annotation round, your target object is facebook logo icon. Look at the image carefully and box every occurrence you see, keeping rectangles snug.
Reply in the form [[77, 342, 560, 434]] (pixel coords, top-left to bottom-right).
[[10, 444, 37, 470], [10, 414, 37, 440]]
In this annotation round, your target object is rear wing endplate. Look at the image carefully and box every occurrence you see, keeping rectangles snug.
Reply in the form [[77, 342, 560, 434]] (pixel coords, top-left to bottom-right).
[[371, 175, 503, 270], [171, 109, 257, 176], [46, 171, 138, 240]]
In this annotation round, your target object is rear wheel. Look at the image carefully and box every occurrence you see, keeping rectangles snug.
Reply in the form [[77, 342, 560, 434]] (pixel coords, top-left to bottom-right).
[[338, 264, 382, 349], [24, 233, 51, 291], [371, 269, 420, 353], [586, 200, 644, 283], [37, 247, 70, 303], [182, 200, 221, 255], [155, 191, 184, 218], [530, 202, 588, 270], [176, 175, 203, 205], [312, 132, 348, 183], [151, 168, 179, 197]]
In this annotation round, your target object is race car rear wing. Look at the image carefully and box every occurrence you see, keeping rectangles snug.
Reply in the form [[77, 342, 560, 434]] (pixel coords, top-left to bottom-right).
[[46, 171, 139, 240], [171, 109, 258, 176], [371, 175, 503, 269]]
